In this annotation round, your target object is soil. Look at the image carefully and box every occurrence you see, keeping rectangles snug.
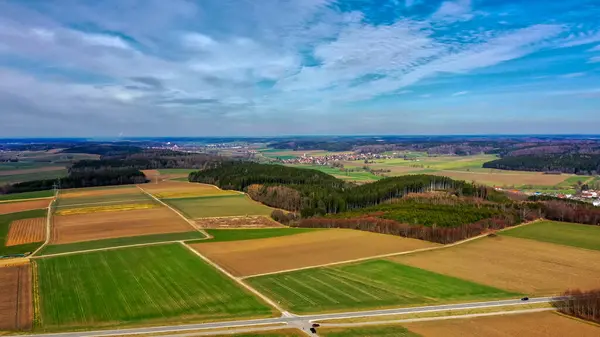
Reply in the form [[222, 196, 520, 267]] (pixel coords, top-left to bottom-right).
[[392, 235, 600, 295], [52, 207, 195, 244], [190, 229, 438, 277], [6, 218, 46, 246], [141, 181, 237, 198], [404, 311, 600, 337], [0, 265, 33, 331], [59, 187, 142, 199], [0, 200, 49, 215], [196, 216, 284, 229]]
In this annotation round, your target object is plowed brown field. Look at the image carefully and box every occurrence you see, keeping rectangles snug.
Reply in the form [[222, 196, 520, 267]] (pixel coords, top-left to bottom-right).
[[140, 181, 238, 199], [6, 218, 45, 246], [59, 186, 141, 199], [404, 311, 600, 337], [196, 216, 284, 229], [0, 265, 32, 331], [52, 207, 194, 244], [0, 200, 49, 215], [190, 229, 438, 277], [392, 236, 600, 295]]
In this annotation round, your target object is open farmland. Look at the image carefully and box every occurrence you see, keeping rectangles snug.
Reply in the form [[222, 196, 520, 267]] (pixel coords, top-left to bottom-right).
[[0, 265, 32, 331], [58, 185, 141, 199], [54, 202, 159, 216], [403, 311, 600, 337], [0, 199, 49, 215], [501, 220, 600, 251], [247, 260, 517, 314], [1, 209, 47, 256], [0, 169, 68, 185], [140, 181, 239, 199], [320, 325, 418, 337], [165, 195, 273, 219], [6, 217, 45, 246], [35, 244, 275, 330], [196, 216, 284, 229], [51, 207, 195, 244], [190, 229, 438, 277], [0, 190, 54, 202], [429, 170, 568, 187], [392, 236, 600, 295], [214, 330, 305, 337], [201, 228, 322, 242]]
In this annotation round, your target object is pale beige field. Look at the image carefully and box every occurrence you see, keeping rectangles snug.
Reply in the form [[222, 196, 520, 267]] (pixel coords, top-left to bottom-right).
[[430, 170, 568, 186], [59, 186, 141, 199], [404, 311, 600, 337], [191, 229, 438, 277], [52, 207, 194, 244], [140, 181, 238, 199], [0, 200, 49, 215], [392, 236, 600, 295], [196, 216, 284, 229], [6, 217, 45, 246]]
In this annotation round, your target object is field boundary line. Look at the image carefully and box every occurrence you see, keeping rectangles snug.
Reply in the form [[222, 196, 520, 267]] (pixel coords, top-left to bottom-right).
[[136, 185, 210, 238], [30, 239, 193, 259], [179, 242, 287, 316], [242, 219, 543, 279], [0, 197, 54, 204], [30, 194, 56, 257], [317, 307, 556, 328]]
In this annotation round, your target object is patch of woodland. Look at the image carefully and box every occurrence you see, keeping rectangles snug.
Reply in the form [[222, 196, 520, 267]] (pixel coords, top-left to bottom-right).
[[483, 153, 600, 175], [553, 289, 600, 324]]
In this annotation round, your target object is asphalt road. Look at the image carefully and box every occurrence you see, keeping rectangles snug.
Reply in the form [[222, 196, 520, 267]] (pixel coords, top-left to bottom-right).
[[16, 296, 562, 337]]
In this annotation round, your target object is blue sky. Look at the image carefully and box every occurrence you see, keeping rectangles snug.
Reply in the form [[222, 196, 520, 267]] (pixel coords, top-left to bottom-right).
[[1, 0, 599, 137]]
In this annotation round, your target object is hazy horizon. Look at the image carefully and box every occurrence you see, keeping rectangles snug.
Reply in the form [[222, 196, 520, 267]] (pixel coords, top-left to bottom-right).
[[1, 0, 599, 137]]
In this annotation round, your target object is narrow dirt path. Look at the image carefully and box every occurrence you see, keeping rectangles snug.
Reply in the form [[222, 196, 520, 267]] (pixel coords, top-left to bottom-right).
[[30, 191, 58, 257]]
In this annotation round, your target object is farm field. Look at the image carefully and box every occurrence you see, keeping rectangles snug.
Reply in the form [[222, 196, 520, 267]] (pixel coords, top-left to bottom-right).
[[5, 217, 45, 246], [403, 311, 600, 337], [246, 260, 517, 314], [0, 209, 47, 256], [286, 165, 382, 181], [214, 331, 304, 337], [0, 166, 66, 177], [196, 216, 284, 229], [58, 186, 144, 200], [320, 325, 418, 336], [165, 195, 273, 219], [39, 231, 205, 256], [140, 181, 238, 199], [392, 236, 600, 294], [201, 228, 322, 242], [54, 202, 159, 216], [0, 264, 32, 331], [0, 199, 50, 215], [190, 229, 438, 277], [501, 220, 600, 251], [51, 207, 195, 244], [0, 190, 54, 202], [0, 169, 68, 185], [35, 244, 275, 330]]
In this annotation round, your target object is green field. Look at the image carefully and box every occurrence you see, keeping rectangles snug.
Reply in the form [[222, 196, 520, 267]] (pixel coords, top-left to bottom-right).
[[246, 260, 518, 314], [0, 190, 54, 201], [0, 169, 68, 184], [37, 231, 206, 256], [0, 209, 47, 256], [320, 325, 419, 337], [157, 168, 198, 175], [195, 228, 323, 243], [215, 331, 304, 337], [164, 195, 273, 218], [501, 220, 600, 251], [35, 244, 275, 330], [286, 165, 382, 181]]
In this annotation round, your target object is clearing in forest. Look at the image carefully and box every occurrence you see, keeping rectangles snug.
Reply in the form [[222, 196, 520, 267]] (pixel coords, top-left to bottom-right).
[[196, 216, 284, 229], [35, 244, 275, 330], [190, 229, 438, 277], [246, 260, 517, 314], [392, 235, 600, 295], [6, 217, 45, 246], [51, 207, 194, 244], [165, 195, 273, 219], [141, 181, 238, 199], [501, 220, 600, 251], [404, 311, 600, 337], [0, 265, 33, 331], [0, 199, 49, 215]]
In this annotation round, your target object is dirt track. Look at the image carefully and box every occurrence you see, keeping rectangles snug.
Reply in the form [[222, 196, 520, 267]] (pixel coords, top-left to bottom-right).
[[191, 229, 438, 277], [6, 217, 45, 246], [392, 235, 600, 295], [0, 200, 50, 215], [0, 265, 32, 331], [52, 207, 194, 244]]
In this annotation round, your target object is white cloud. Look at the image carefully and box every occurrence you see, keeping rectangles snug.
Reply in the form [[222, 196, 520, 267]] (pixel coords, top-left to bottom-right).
[[432, 0, 472, 21], [589, 56, 600, 63], [452, 91, 469, 96], [589, 45, 600, 52], [560, 72, 586, 78], [558, 30, 600, 48], [73, 31, 131, 50]]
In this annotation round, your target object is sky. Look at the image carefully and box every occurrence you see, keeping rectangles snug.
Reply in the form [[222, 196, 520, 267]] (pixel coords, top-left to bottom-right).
[[1, 0, 599, 137]]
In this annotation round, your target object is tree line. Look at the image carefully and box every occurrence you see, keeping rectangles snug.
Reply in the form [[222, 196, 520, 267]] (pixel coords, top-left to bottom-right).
[[483, 154, 600, 175], [553, 289, 600, 324]]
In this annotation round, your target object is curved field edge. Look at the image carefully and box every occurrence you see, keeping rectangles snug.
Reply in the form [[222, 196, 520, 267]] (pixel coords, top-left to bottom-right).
[[245, 260, 520, 314], [36, 231, 206, 256], [33, 244, 276, 332], [500, 220, 600, 251]]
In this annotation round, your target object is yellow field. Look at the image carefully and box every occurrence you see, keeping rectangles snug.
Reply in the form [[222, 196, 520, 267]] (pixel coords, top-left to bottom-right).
[[140, 181, 239, 199], [55, 203, 159, 216]]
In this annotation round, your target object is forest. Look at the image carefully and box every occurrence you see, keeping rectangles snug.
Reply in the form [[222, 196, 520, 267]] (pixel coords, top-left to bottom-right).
[[553, 289, 600, 324], [482, 154, 600, 174]]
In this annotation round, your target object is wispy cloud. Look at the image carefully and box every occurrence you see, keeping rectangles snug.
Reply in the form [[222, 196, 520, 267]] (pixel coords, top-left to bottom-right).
[[452, 91, 469, 96], [589, 56, 600, 63]]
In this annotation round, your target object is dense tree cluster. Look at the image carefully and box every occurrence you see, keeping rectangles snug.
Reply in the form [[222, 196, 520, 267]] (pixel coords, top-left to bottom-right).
[[483, 154, 600, 175], [61, 144, 144, 156], [553, 289, 600, 324]]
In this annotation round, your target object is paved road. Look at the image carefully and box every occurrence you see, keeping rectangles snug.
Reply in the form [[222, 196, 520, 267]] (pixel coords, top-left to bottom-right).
[[15, 297, 562, 337]]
